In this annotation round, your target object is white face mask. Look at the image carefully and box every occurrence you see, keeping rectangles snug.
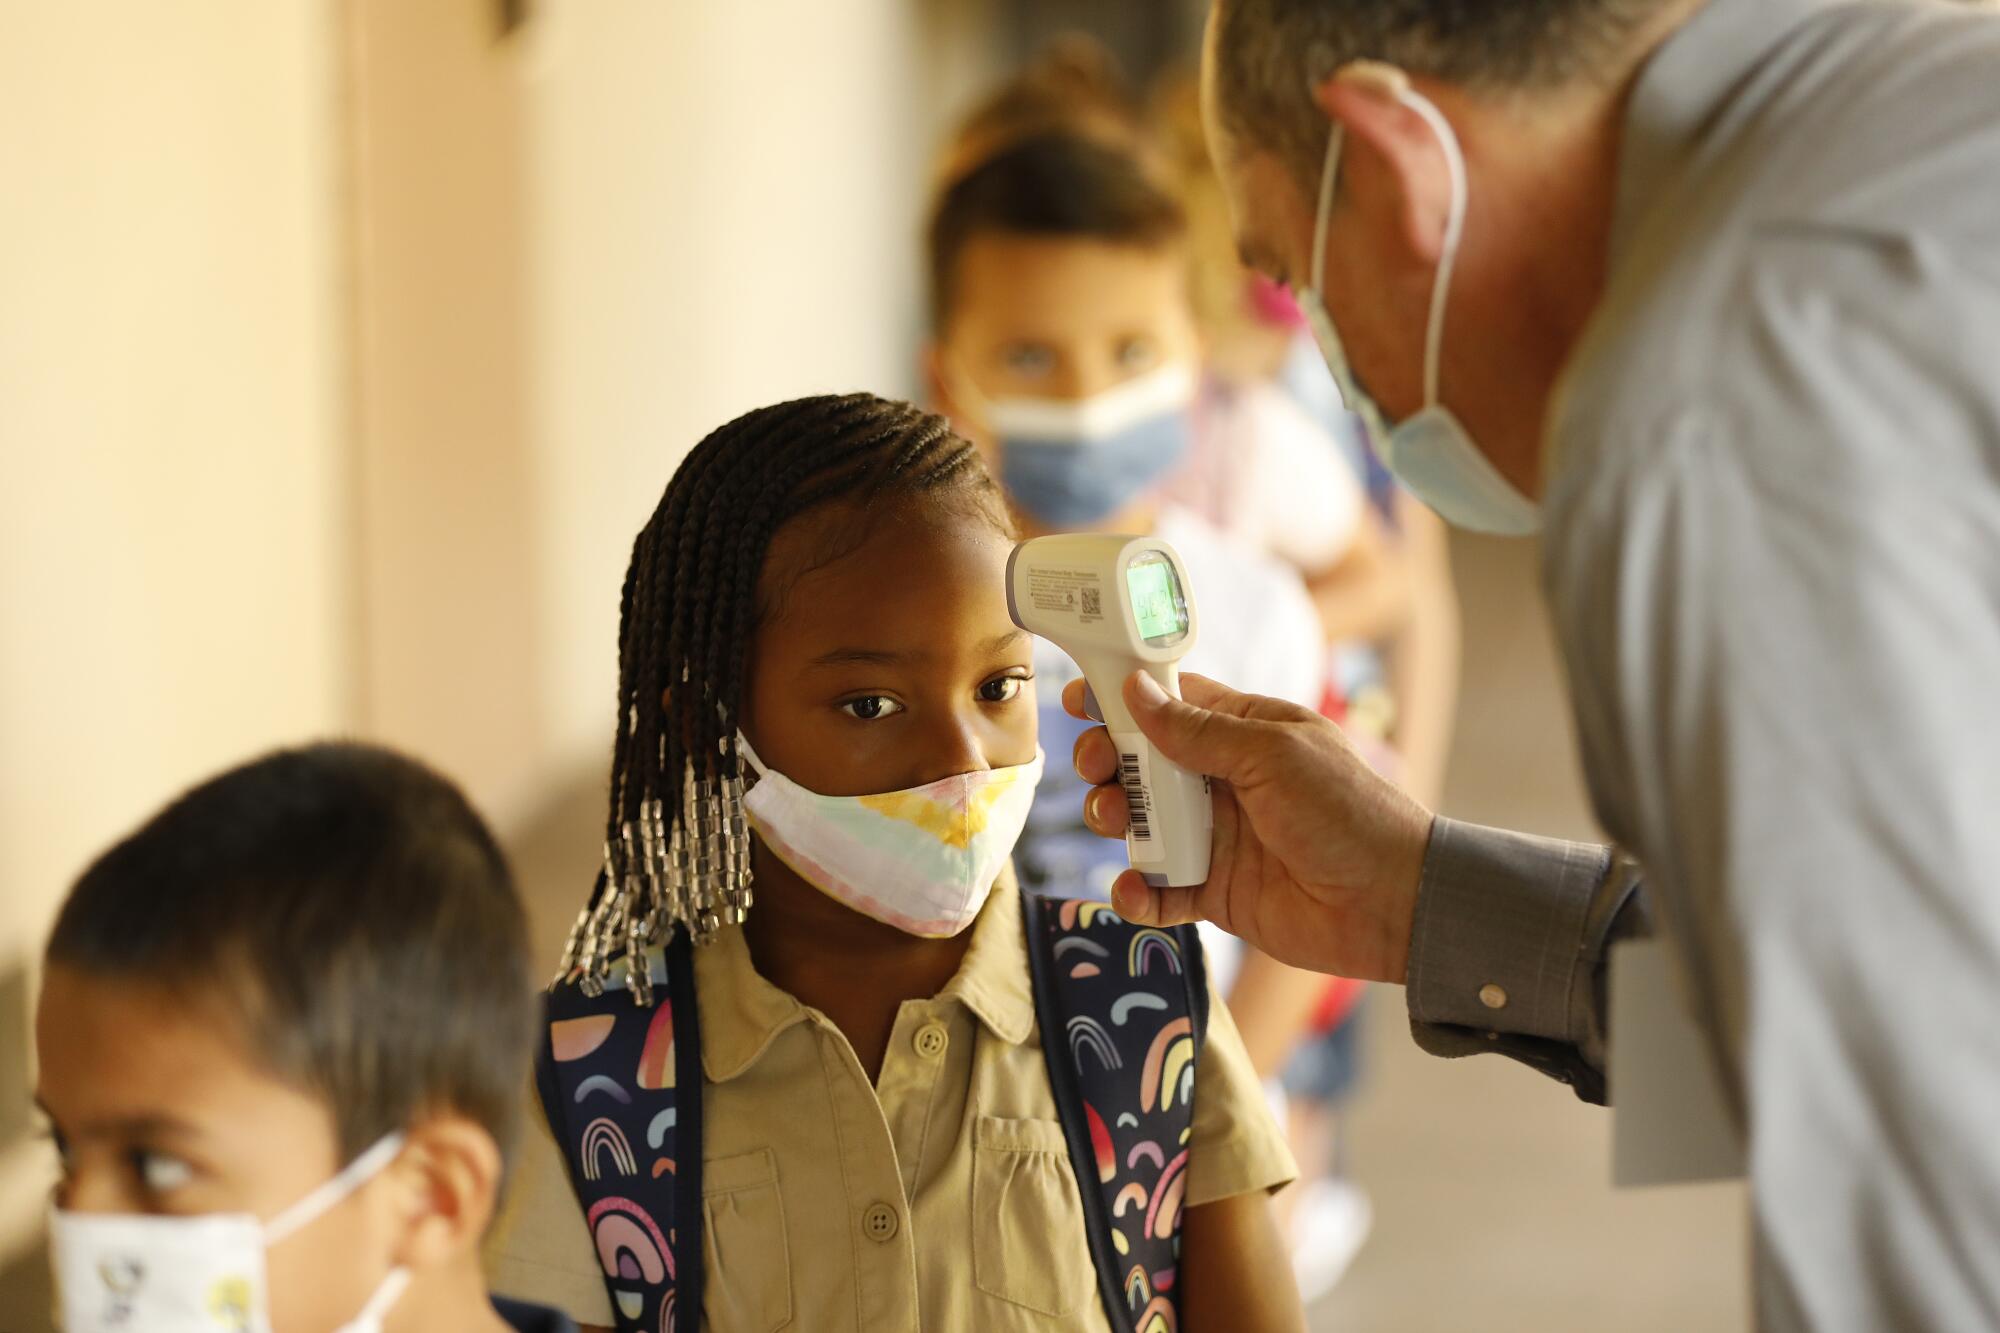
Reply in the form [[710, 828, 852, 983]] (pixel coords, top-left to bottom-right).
[[737, 733, 1044, 937], [51, 1133, 410, 1333], [1298, 84, 1542, 536]]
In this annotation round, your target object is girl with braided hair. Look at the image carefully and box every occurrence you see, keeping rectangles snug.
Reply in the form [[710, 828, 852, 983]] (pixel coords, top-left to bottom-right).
[[487, 393, 1303, 1332]]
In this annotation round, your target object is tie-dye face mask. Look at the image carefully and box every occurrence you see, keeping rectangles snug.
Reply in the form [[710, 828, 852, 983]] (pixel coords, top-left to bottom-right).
[[736, 734, 1044, 937]]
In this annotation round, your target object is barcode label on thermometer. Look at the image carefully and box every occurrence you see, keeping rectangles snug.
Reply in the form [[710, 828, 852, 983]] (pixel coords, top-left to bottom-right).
[[1119, 752, 1152, 842]]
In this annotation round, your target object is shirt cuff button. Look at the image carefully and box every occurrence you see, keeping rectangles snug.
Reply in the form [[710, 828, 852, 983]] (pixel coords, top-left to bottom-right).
[[1479, 983, 1508, 1010]]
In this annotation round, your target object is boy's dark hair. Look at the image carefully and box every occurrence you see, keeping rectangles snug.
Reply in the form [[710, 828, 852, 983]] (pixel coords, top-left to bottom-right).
[[927, 129, 1187, 330], [45, 743, 533, 1167], [1214, 0, 1673, 187], [599, 393, 1008, 932]]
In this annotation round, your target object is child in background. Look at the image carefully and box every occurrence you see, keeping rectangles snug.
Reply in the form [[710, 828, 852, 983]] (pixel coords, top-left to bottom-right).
[[35, 743, 572, 1333], [485, 394, 1303, 1332], [924, 57, 1350, 901], [926, 51, 1394, 1306]]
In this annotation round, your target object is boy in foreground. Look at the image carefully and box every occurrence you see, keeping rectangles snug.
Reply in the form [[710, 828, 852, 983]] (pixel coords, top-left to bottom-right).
[[35, 742, 573, 1333]]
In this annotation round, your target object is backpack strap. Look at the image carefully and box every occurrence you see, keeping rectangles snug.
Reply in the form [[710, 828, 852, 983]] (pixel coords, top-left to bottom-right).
[[1021, 893, 1209, 1333], [533, 921, 705, 1333]]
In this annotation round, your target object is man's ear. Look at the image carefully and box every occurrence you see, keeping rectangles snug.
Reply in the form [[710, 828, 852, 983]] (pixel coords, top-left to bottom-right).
[[1311, 62, 1459, 269], [384, 1114, 505, 1271]]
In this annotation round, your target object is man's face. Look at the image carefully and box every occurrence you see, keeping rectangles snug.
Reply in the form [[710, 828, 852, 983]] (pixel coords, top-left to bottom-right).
[[1198, 9, 1429, 421]]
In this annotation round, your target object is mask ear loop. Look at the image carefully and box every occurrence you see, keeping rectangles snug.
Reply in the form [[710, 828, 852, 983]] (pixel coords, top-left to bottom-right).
[[342, 1267, 413, 1329], [1305, 120, 1378, 431], [1394, 89, 1469, 409], [264, 1133, 406, 1244], [1309, 123, 1341, 300], [732, 729, 772, 783]]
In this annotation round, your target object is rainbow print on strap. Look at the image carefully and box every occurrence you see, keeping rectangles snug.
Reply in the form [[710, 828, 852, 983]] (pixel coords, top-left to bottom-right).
[[534, 928, 702, 1333], [1022, 894, 1209, 1333]]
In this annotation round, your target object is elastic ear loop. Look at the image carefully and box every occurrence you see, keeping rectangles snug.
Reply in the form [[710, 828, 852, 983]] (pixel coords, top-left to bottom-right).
[[1307, 85, 1468, 411], [1395, 90, 1469, 407], [1305, 123, 1374, 423], [348, 1268, 413, 1324], [264, 1132, 407, 1243], [732, 729, 770, 782], [1309, 124, 1341, 299]]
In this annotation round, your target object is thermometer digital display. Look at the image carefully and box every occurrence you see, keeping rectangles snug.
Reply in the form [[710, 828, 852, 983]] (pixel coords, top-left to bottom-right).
[[1125, 555, 1187, 643], [1007, 534, 1213, 887]]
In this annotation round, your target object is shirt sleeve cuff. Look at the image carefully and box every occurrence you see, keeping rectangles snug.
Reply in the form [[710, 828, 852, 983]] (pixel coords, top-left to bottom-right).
[[1404, 819, 1647, 1107], [1407, 819, 1610, 1040]]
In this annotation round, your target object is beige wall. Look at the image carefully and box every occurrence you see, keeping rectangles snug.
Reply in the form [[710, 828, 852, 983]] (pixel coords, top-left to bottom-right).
[[0, 0, 348, 1255], [0, 0, 940, 1285], [339, 0, 939, 827], [0, 0, 950, 953], [521, 0, 930, 785], [344, 0, 548, 824]]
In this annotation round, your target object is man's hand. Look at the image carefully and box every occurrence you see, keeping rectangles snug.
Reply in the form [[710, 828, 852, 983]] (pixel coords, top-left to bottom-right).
[[1070, 672, 1433, 983]]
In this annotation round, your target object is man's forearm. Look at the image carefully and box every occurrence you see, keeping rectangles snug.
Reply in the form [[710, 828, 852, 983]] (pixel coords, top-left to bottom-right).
[[1403, 818, 1650, 1104]]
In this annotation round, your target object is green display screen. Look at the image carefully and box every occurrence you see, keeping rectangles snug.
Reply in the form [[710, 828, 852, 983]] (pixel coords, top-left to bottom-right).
[[1126, 558, 1186, 642]]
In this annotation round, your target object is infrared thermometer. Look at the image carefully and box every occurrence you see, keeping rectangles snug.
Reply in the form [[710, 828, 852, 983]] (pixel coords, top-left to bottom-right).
[[1007, 534, 1213, 887]]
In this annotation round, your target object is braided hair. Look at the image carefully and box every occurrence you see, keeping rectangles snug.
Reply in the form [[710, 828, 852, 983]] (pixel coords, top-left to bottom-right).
[[558, 393, 1010, 998]]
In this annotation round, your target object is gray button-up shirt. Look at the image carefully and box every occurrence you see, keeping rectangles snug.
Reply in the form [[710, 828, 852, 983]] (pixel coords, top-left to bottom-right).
[[1404, 1, 2000, 1327]]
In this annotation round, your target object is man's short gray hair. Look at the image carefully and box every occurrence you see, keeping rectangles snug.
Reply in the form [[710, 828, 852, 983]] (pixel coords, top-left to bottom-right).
[[1214, 0, 1675, 182]]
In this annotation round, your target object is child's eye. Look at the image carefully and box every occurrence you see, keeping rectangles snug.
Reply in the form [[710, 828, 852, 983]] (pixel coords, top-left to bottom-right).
[[133, 1150, 194, 1195], [979, 674, 1030, 704], [1115, 336, 1160, 372], [840, 695, 905, 721], [1002, 343, 1056, 379]]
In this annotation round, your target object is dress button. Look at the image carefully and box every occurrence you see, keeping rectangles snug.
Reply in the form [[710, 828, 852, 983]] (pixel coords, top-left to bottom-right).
[[1479, 983, 1508, 1010], [862, 1202, 900, 1243], [914, 1022, 949, 1059]]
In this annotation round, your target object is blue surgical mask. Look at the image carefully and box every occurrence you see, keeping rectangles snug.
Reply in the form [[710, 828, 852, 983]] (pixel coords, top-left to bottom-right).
[[971, 364, 1196, 528], [1298, 86, 1542, 537]]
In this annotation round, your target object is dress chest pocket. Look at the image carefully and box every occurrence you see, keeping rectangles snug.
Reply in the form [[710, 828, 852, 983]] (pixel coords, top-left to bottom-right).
[[970, 1115, 1097, 1319], [702, 1148, 792, 1332]]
